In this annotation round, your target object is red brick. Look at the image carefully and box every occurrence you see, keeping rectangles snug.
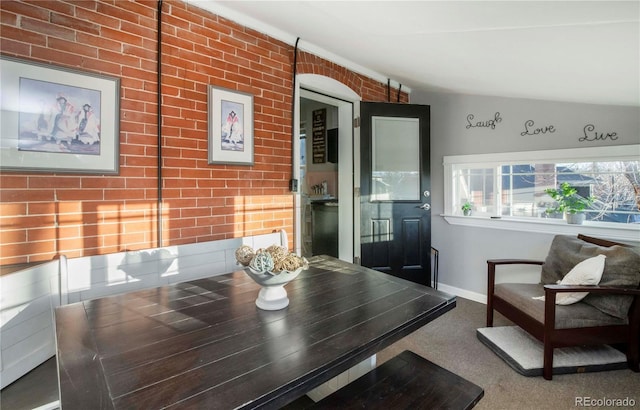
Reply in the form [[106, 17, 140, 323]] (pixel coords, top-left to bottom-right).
[[1, 1, 50, 20], [0, 24, 47, 46], [0, 38, 30, 55], [0, 0, 401, 264], [0, 176, 28, 189], [0, 228, 27, 244]]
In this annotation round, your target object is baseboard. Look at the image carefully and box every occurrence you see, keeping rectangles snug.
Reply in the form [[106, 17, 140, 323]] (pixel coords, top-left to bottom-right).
[[436, 283, 487, 305]]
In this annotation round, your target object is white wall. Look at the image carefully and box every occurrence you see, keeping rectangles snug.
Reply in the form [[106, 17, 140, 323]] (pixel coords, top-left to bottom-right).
[[411, 91, 640, 301]]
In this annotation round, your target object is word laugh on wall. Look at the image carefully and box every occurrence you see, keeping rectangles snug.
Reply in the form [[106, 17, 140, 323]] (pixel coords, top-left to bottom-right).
[[466, 112, 502, 130]]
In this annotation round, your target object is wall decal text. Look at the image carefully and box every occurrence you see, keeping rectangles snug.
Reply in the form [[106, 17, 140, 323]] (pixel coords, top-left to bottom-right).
[[579, 124, 618, 142], [520, 120, 555, 136], [466, 112, 502, 130]]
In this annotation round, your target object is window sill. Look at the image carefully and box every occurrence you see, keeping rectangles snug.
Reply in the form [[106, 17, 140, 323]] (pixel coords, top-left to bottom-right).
[[441, 214, 640, 243]]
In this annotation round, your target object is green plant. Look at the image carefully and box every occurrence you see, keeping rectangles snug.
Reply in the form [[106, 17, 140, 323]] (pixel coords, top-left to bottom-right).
[[461, 202, 472, 212], [544, 182, 594, 215]]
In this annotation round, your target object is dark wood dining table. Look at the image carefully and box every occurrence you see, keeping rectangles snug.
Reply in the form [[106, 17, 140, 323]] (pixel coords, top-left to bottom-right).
[[55, 255, 456, 409]]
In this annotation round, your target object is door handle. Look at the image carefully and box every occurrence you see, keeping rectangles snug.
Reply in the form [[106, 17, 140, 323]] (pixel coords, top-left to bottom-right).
[[419, 203, 431, 210]]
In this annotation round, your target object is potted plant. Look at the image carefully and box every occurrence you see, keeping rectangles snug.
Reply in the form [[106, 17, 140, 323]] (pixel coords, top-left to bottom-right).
[[544, 182, 594, 224], [461, 202, 472, 216]]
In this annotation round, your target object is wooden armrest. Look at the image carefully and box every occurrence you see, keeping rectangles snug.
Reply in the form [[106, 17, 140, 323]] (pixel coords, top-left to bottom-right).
[[487, 259, 544, 291], [544, 284, 640, 296], [486, 259, 544, 328], [577, 234, 629, 248], [487, 259, 544, 266], [543, 284, 640, 335]]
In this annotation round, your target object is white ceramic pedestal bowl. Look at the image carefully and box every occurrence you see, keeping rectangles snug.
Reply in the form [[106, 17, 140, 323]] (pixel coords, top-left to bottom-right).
[[244, 267, 304, 310]]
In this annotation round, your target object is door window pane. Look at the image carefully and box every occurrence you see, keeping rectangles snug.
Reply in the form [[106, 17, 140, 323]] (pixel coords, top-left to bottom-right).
[[371, 116, 419, 201]]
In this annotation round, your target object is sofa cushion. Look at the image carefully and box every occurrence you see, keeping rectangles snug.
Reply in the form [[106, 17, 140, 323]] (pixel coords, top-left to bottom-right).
[[555, 254, 606, 305], [540, 235, 640, 319], [540, 235, 586, 284], [494, 283, 627, 329], [583, 246, 640, 319]]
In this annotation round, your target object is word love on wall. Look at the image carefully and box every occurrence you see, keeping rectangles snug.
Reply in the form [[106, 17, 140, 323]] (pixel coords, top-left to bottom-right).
[[466, 112, 502, 130], [579, 124, 618, 143], [520, 119, 556, 136]]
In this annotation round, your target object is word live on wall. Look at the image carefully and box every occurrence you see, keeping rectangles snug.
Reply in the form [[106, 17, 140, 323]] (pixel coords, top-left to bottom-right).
[[580, 124, 618, 142], [465, 112, 618, 144]]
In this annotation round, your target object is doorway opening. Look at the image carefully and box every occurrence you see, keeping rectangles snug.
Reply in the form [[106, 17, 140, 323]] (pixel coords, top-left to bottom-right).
[[299, 96, 339, 258], [293, 76, 360, 263]]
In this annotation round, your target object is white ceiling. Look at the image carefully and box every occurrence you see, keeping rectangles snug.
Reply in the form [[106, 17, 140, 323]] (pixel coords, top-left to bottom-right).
[[189, 1, 640, 107]]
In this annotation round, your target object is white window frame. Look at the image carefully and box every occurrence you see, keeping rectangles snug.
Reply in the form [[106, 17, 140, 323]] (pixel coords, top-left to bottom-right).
[[443, 144, 640, 242]]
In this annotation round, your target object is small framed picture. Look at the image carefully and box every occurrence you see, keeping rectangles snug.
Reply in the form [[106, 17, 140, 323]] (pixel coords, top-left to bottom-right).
[[208, 86, 254, 165], [0, 56, 120, 174]]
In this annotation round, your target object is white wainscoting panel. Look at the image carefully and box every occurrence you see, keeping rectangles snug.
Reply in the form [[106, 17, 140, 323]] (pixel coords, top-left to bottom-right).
[[0, 231, 285, 389], [0, 260, 60, 389]]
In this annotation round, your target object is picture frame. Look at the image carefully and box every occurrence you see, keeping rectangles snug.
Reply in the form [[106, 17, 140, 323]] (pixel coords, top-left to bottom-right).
[[208, 85, 254, 165], [0, 56, 120, 174]]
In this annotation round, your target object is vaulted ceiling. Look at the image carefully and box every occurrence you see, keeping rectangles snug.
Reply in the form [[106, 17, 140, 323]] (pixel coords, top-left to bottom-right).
[[189, 1, 639, 107]]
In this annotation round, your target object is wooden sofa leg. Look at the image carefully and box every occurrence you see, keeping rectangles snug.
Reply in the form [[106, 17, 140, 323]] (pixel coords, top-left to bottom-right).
[[486, 262, 495, 327], [543, 343, 553, 380], [628, 314, 639, 372], [628, 337, 639, 372], [487, 306, 494, 327]]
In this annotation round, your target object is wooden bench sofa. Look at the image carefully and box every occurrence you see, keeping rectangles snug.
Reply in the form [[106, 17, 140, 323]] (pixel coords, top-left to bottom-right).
[[0, 230, 286, 388], [486, 234, 640, 380]]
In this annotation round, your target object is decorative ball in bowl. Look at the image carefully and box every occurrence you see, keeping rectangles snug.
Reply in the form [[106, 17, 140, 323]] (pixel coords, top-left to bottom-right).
[[235, 245, 308, 310]]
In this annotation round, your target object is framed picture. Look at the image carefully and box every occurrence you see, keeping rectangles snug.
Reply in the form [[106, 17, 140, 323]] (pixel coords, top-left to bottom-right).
[[208, 85, 254, 165], [0, 56, 120, 174]]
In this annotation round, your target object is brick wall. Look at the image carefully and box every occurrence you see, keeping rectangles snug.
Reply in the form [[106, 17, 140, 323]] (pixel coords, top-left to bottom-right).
[[0, 0, 407, 265]]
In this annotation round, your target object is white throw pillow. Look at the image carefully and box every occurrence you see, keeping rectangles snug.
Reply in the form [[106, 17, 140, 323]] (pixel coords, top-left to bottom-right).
[[555, 254, 606, 305]]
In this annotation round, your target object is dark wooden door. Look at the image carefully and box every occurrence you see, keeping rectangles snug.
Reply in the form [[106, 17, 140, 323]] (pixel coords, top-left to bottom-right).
[[360, 102, 431, 286]]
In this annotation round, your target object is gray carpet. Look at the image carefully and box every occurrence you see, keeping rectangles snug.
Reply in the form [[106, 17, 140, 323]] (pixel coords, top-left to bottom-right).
[[477, 326, 627, 377], [377, 297, 639, 410]]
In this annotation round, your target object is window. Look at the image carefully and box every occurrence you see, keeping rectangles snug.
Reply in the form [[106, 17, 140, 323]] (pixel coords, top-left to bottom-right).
[[371, 117, 420, 201], [444, 145, 640, 226]]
